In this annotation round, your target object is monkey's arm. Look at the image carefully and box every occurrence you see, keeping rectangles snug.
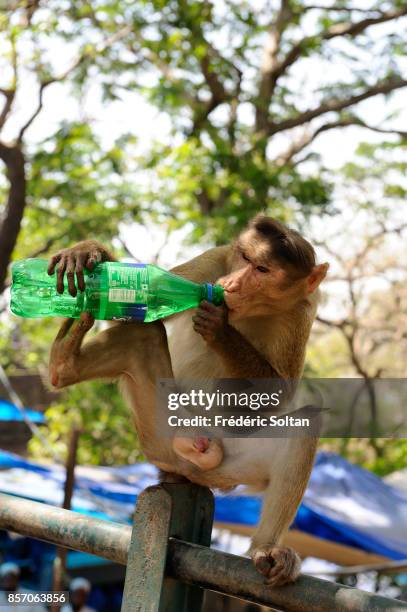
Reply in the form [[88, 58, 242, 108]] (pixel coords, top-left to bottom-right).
[[171, 245, 230, 284], [214, 325, 305, 381], [49, 240, 229, 297], [193, 302, 305, 379], [213, 325, 286, 378], [48, 241, 229, 389]]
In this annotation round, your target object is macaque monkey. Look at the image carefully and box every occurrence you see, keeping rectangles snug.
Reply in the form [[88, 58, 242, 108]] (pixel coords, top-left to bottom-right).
[[48, 215, 328, 586]]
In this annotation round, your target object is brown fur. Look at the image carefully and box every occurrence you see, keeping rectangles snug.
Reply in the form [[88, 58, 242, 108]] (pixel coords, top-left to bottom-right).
[[48, 216, 328, 586]]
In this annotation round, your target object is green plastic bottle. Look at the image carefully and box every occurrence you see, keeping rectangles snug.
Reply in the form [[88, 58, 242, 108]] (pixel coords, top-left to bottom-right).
[[10, 258, 224, 322]]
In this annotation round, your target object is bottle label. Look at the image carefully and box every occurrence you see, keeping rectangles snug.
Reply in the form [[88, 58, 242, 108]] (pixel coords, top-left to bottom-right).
[[108, 288, 136, 303], [106, 263, 149, 304]]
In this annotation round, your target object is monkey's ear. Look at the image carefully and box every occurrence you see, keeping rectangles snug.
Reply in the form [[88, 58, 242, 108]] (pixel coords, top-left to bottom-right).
[[306, 263, 329, 294]]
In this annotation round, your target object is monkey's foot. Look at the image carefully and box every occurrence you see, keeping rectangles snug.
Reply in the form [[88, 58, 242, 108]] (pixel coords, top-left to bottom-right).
[[251, 545, 301, 586]]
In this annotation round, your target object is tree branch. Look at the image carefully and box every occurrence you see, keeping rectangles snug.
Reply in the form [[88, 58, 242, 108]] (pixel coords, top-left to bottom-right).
[[316, 315, 347, 329], [351, 120, 407, 139], [183, 9, 242, 136], [227, 70, 242, 148], [0, 89, 15, 132], [268, 77, 407, 136], [351, 222, 407, 266], [130, 42, 197, 108], [200, 53, 227, 104], [28, 232, 70, 259], [276, 117, 407, 165], [17, 84, 46, 144], [322, 6, 407, 39], [17, 25, 132, 143], [266, 6, 407, 102], [118, 238, 142, 262], [0, 142, 26, 294], [191, 43, 241, 135], [255, 0, 293, 133], [303, 5, 385, 14], [276, 119, 354, 165], [0, 31, 18, 132], [24, 0, 41, 26]]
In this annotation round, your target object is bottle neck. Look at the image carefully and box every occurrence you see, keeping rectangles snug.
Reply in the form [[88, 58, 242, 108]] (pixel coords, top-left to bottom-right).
[[201, 283, 224, 305]]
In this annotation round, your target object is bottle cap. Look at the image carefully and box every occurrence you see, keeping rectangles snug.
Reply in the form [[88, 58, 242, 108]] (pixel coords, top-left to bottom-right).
[[205, 283, 224, 305]]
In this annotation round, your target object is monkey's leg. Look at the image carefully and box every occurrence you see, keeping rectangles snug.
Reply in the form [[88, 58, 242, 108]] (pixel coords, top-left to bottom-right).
[[50, 315, 181, 478], [49, 314, 170, 389], [248, 438, 317, 587]]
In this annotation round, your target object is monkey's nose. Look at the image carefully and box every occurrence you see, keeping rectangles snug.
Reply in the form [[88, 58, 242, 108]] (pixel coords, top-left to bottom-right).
[[224, 280, 240, 292]]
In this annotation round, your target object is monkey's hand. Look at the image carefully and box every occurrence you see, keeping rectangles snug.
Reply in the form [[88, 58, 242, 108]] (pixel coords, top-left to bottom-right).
[[192, 301, 229, 345], [48, 240, 114, 297]]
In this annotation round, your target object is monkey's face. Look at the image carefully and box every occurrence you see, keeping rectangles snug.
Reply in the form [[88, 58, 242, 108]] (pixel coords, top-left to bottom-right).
[[217, 225, 327, 320], [217, 236, 305, 320]]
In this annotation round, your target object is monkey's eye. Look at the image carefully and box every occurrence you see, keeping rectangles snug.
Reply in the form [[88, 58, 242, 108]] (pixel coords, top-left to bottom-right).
[[256, 265, 269, 273], [241, 252, 250, 262]]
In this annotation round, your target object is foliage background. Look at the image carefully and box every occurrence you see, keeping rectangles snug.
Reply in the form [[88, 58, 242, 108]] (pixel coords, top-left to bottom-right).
[[0, 0, 406, 474]]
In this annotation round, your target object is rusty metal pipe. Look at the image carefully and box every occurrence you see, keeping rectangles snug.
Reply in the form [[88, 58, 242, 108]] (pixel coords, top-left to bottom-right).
[[0, 492, 131, 565], [167, 539, 406, 612], [0, 493, 405, 611]]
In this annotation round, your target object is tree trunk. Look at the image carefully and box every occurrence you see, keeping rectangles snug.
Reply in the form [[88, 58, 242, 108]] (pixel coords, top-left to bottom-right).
[[0, 142, 26, 294]]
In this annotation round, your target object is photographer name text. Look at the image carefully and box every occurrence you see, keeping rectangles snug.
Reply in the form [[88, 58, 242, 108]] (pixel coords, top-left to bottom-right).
[[167, 414, 310, 428]]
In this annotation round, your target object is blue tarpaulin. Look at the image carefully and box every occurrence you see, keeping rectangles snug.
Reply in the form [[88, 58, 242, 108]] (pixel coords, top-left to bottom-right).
[[0, 450, 406, 559], [0, 399, 45, 423]]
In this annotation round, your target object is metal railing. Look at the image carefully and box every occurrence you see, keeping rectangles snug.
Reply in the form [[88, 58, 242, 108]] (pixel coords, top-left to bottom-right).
[[0, 486, 406, 611]]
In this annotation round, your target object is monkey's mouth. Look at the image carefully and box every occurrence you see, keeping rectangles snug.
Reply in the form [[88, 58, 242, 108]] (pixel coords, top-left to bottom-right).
[[226, 300, 242, 311], [227, 307, 242, 320], [224, 295, 239, 310]]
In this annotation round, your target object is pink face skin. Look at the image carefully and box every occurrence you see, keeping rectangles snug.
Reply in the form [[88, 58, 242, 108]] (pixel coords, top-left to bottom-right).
[[216, 246, 298, 321], [173, 436, 224, 471], [216, 233, 328, 322]]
